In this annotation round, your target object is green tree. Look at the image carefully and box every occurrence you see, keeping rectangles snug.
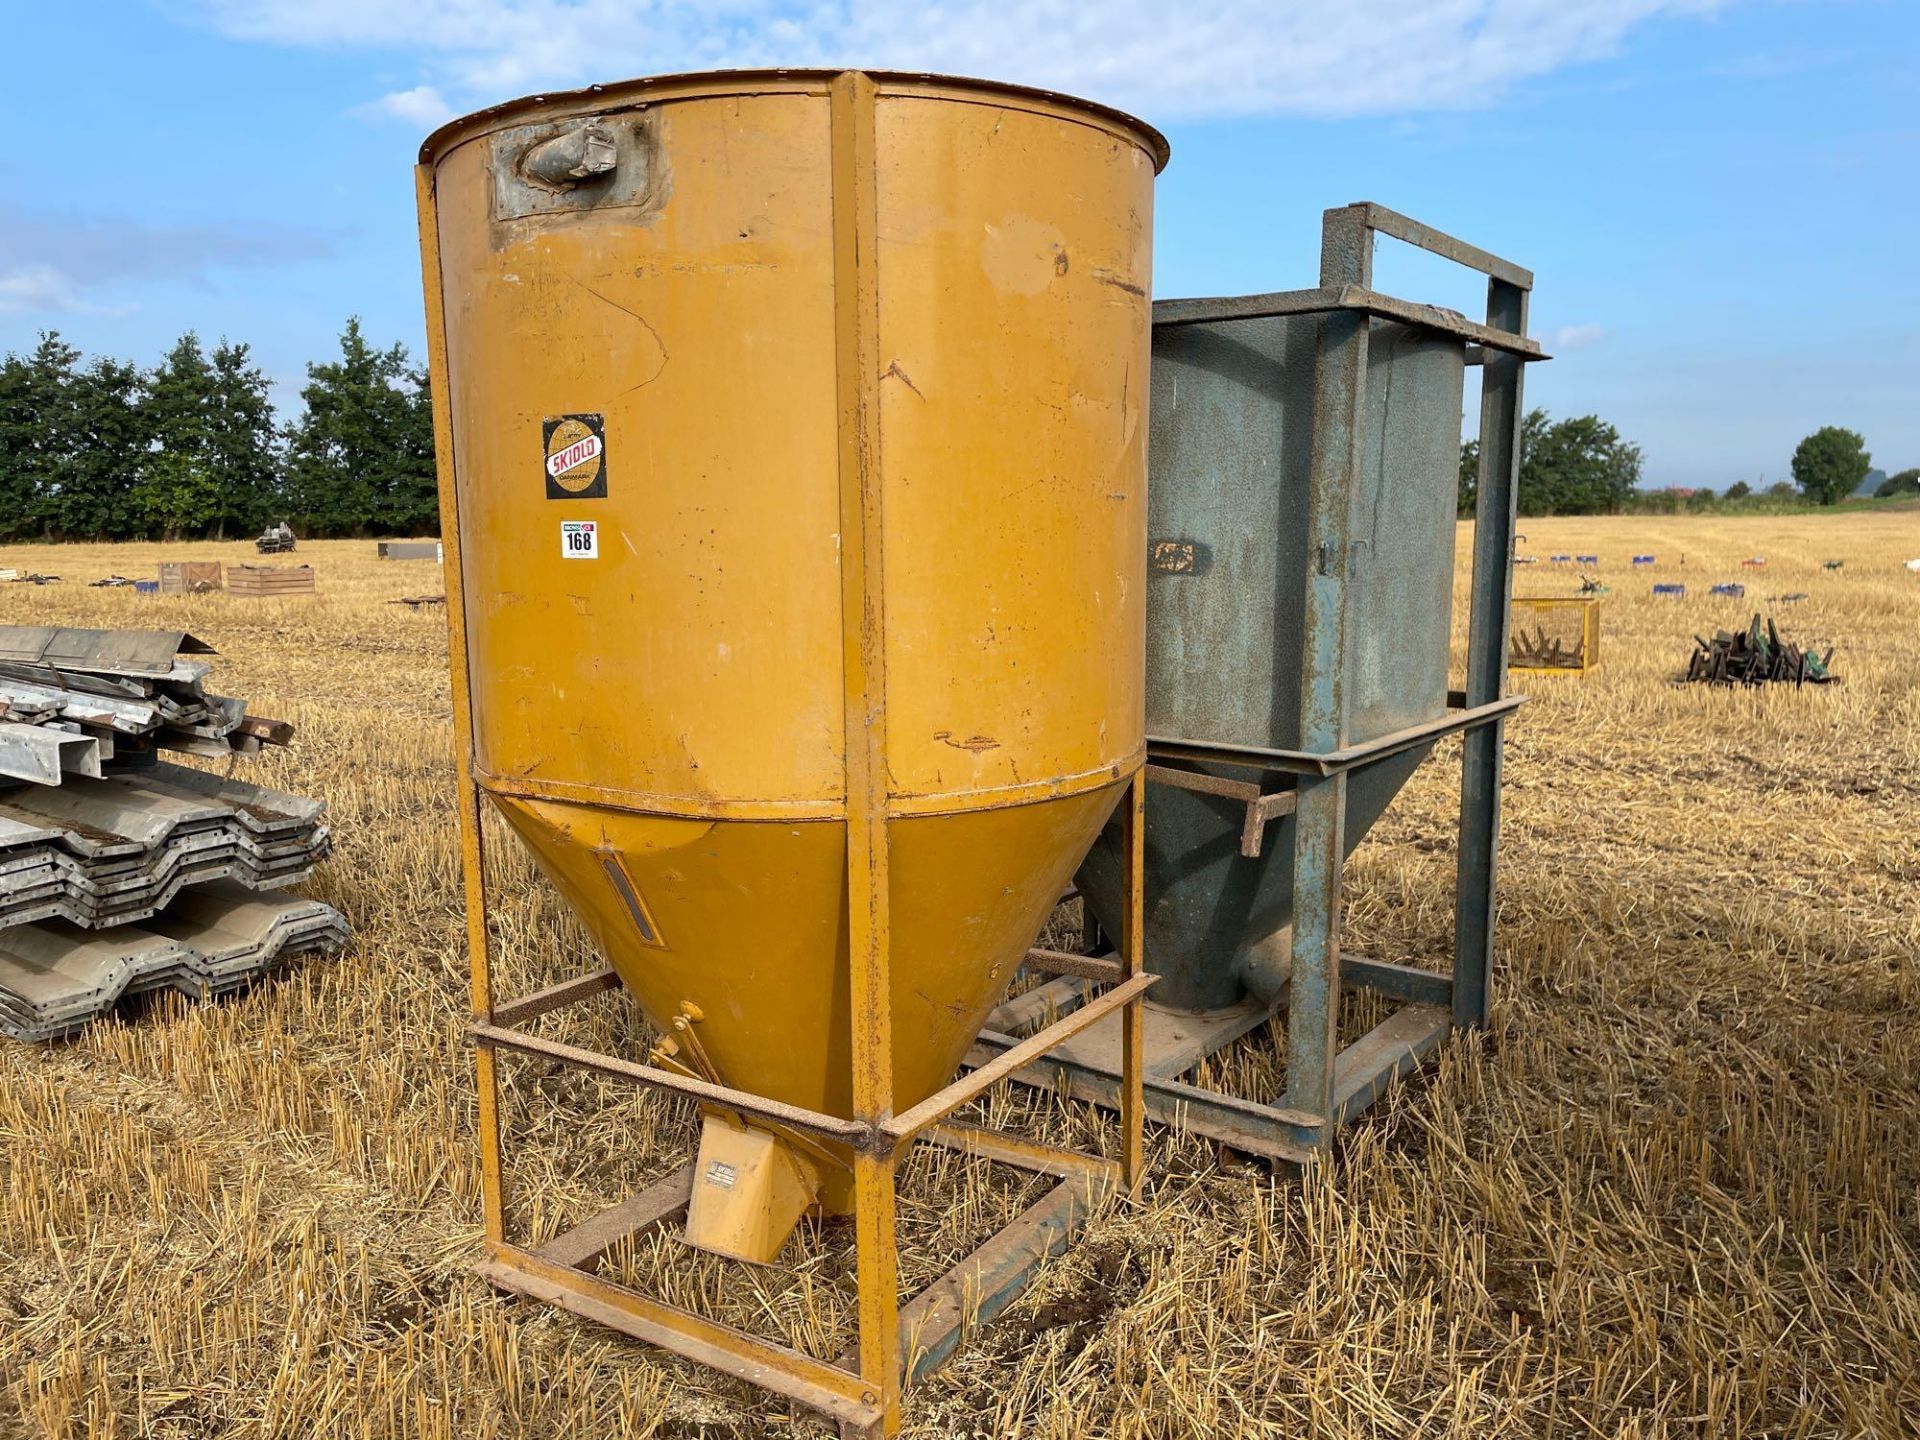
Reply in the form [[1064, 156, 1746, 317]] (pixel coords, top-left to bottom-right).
[[44, 358, 148, 539], [0, 354, 34, 535], [131, 446, 223, 538], [1790, 426, 1870, 506], [206, 341, 281, 537], [139, 333, 281, 538], [1723, 480, 1752, 502], [1459, 409, 1639, 516], [381, 366, 439, 534], [283, 318, 438, 536], [0, 333, 83, 538], [140, 334, 218, 538], [1523, 414, 1641, 515], [1876, 468, 1919, 499], [1458, 408, 1550, 516]]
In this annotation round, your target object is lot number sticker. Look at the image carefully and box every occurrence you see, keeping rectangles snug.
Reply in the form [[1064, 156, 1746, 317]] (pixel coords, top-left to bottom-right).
[[560, 520, 598, 559]]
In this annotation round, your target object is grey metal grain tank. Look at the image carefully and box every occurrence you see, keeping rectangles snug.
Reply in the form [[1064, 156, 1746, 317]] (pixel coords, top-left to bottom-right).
[[1075, 316, 1464, 1012], [970, 202, 1541, 1165]]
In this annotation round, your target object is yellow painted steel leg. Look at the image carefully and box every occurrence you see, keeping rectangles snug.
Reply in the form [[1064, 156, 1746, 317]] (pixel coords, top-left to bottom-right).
[[417, 162, 507, 1244], [466, 787, 507, 1242], [851, 1147, 901, 1432], [1119, 768, 1146, 1196], [832, 70, 901, 1435]]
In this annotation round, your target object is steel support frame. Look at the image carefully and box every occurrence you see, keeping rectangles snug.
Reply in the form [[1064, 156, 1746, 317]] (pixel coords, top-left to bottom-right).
[[453, 917, 1136, 1436], [417, 75, 1153, 1438], [971, 202, 1534, 1168]]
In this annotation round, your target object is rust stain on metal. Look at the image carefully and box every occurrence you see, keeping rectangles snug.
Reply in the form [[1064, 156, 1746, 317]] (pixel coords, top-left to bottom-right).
[[934, 731, 1000, 753], [1093, 268, 1145, 296], [880, 359, 924, 399], [1149, 539, 1211, 575]]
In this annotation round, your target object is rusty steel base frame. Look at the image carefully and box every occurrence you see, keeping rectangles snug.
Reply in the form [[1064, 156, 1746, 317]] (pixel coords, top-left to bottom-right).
[[970, 204, 1540, 1172], [969, 700, 1515, 1168], [455, 771, 1154, 1439], [471, 1121, 1118, 1434]]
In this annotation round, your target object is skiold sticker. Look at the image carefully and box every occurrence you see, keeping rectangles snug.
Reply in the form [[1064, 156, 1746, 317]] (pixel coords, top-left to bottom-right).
[[543, 414, 607, 499]]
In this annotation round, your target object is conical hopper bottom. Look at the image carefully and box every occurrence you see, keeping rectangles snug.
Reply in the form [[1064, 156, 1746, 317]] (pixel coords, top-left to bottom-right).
[[1075, 748, 1430, 1014], [493, 779, 1123, 1238]]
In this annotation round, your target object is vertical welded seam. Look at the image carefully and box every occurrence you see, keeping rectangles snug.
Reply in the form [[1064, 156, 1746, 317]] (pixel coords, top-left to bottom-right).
[[414, 163, 507, 1243], [830, 70, 903, 1431]]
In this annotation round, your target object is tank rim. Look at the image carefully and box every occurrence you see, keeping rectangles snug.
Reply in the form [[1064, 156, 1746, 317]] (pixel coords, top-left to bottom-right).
[[417, 67, 1169, 173]]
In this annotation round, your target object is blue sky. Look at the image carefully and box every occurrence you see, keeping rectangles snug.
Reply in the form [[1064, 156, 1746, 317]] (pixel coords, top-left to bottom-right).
[[2, 1, 1914, 490]]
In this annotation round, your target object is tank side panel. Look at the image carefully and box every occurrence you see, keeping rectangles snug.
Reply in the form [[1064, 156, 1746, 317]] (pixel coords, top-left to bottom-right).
[[1143, 316, 1463, 750], [887, 783, 1125, 1101], [1348, 322, 1465, 740], [1074, 746, 1432, 1009], [1143, 317, 1314, 749], [494, 795, 852, 1113], [432, 93, 846, 807], [871, 95, 1152, 799]]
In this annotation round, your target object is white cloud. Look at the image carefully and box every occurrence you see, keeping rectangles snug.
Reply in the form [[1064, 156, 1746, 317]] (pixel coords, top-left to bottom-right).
[[0, 265, 136, 317], [1549, 322, 1606, 350], [0, 204, 337, 318], [176, 0, 1731, 123], [356, 84, 456, 127]]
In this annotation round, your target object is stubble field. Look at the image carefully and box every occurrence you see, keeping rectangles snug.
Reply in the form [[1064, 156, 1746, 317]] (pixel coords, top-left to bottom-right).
[[0, 512, 1916, 1438]]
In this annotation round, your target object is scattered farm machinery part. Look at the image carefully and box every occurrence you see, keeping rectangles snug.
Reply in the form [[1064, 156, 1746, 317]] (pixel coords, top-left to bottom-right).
[[1685, 614, 1837, 687]]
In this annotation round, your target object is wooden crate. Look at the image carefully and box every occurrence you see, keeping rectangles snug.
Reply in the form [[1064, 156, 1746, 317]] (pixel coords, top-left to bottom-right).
[[158, 562, 224, 595], [1509, 597, 1600, 674], [228, 564, 317, 599]]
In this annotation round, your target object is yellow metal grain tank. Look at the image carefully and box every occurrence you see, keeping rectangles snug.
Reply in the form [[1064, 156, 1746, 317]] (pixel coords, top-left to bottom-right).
[[420, 70, 1161, 1261]]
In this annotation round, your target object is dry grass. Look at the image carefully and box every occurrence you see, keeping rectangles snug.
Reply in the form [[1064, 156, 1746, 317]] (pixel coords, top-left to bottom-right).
[[0, 516, 1915, 1438]]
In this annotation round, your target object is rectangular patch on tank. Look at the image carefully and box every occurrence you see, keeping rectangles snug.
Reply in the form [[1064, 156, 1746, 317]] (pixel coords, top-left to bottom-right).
[[1150, 539, 1212, 575], [543, 414, 608, 499], [560, 520, 598, 559]]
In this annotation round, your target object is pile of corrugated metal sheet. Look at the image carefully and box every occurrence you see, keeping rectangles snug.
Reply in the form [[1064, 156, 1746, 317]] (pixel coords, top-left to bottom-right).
[[0, 626, 345, 1041], [0, 884, 348, 1043], [0, 625, 294, 778], [0, 765, 329, 928]]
